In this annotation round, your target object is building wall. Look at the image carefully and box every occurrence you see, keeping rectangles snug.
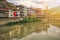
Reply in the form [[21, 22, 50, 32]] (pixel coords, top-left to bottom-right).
[[0, 10, 20, 17], [19, 5, 28, 18], [0, 10, 8, 17], [9, 10, 20, 17], [0, 13, 8, 17]]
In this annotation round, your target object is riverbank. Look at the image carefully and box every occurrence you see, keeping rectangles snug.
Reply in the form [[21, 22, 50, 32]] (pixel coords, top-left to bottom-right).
[[0, 18, 49, 40]]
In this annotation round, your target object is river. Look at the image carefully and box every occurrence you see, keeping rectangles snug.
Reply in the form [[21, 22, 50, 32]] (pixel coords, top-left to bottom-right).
[[12, 24, 60, 40]]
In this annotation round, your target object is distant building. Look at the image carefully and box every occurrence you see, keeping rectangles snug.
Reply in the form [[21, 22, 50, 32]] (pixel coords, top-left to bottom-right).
[[28, 8, 37, 14], [32, 8, 45, 18], [27, 8, 37, 18], [16, 5, 28, 18]]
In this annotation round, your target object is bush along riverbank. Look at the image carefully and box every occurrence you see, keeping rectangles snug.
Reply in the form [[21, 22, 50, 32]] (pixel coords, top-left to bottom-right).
[[6, 18, 42, 26]]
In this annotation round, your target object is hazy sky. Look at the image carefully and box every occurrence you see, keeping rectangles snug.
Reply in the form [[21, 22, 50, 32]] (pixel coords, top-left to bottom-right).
[[7, 0, 60, 9]]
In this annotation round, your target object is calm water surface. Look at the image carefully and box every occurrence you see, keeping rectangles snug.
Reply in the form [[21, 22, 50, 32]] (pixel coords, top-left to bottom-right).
[[12, 24, 60, 40]]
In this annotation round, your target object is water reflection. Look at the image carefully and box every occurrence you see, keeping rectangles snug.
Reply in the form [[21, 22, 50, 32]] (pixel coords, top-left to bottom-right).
[[12, 24, 60, 40]]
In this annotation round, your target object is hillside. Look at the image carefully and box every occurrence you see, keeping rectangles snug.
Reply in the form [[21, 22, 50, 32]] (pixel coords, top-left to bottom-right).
[[0, 0, 16, 9], [49, 6, 60, 14], [48, 6, 60, 18], [48, 6, 60, 27]]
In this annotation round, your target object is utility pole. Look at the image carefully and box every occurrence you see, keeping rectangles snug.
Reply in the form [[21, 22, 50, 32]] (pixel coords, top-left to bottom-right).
[[45, 4, 49, 24]]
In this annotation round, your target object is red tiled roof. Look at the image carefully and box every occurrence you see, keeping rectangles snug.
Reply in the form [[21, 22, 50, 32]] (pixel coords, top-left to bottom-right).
[[0, 8, 8, 11], [0, 8, 17, 11]]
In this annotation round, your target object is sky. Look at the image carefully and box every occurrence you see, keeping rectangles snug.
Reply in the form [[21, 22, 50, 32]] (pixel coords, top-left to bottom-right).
[[7, 0, 60, 9]]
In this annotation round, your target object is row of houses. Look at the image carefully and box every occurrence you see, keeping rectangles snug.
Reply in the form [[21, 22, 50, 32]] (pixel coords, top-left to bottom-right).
[[0, 0, 46, 18], [16, 5, 45, 18]]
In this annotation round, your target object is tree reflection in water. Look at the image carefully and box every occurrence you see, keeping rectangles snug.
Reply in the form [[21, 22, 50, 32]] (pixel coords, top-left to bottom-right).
[[14, 24, 60, 40]]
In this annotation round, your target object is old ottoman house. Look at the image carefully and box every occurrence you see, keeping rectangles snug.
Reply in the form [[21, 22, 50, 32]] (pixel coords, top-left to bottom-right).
[[0, 0, 20, 18]]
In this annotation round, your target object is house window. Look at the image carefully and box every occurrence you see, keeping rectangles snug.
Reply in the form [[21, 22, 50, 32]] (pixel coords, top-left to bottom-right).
[[0, 0, 2, 1], [0, 3, 5, 8], [20, 11, 24, 13]]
